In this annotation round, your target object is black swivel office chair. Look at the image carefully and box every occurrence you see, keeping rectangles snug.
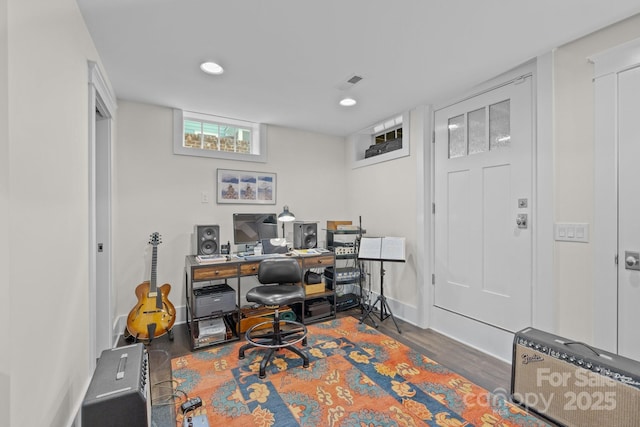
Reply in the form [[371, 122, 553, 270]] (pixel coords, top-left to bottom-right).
[[239, 257, 310, 378]]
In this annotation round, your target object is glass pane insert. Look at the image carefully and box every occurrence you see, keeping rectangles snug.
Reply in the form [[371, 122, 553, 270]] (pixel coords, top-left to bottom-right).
[[468, 107, 487, 155], [236, 128, 252, 153], [489, 99, 510, 150], [202, 122, 219, 151], [183, 120, 202, 149], [219, 126, 237, 153], [448, 114, 466, 158]]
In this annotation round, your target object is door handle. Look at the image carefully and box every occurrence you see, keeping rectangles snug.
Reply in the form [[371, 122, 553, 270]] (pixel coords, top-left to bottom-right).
[[516, 214, 528, 229], [625, 251, 640, 271]]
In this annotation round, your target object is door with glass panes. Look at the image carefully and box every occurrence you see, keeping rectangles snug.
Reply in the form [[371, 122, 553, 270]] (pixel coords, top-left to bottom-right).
[[434, 77, 533, 332]]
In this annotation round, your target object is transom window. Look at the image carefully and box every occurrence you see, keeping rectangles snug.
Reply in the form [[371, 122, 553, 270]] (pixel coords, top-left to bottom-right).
[[364, 115, 404, 159], [374, 124, 402, 144], [448, 99, 510, 159], [173, 109, 266, 162], [184, 120, 252, 153]]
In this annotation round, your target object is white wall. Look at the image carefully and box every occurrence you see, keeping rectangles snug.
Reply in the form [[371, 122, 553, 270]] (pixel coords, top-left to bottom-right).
[[345, 109, 423, 324], [553, 13, 640, 342], [346, 12, 640, 357], [113, 101, 348, 324], [0, 0, 9, 420], [5, 0, 109, 425]]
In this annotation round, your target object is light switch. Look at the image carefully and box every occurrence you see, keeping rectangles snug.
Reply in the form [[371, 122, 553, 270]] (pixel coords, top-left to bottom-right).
[[554, 223, 589, 243], [558, 226, 566, 238]]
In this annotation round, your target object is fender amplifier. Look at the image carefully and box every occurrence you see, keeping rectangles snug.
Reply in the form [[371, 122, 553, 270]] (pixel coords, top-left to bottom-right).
[[511, 327, 640, 427], [82, 343, 150, 427]]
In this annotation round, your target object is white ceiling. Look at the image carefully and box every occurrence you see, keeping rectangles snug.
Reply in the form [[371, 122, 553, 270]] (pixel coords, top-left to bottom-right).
[[77, 0, 640, 137]]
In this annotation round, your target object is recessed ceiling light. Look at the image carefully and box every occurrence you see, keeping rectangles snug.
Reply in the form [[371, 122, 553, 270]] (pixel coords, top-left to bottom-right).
[[200, 61, 224, 75], [339, 97, 357, 107]]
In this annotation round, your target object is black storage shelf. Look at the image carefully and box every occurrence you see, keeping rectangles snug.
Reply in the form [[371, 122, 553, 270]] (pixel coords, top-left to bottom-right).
[[187, 313, 239, 350], [325, 228, 364, 312]]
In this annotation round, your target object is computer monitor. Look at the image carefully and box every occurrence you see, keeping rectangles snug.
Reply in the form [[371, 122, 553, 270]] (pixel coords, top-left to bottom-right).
[[232, 213, 278, 246]]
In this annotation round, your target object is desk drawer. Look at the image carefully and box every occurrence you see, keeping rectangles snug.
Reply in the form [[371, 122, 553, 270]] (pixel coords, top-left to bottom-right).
[[193, 264, 238, 281], [239, 262, 260, 276], [302, 255, 334, 268]]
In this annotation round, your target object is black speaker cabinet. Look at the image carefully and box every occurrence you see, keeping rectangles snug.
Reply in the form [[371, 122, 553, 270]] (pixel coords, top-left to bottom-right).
[[511, 327, 640, 427], [194, 224, 220, 255], [82, 343, 150, 427], [293, 221, 317, 249]]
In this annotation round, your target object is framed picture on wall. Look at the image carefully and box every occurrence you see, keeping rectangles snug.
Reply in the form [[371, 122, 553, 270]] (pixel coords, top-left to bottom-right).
[[216, 168, 276, 204]]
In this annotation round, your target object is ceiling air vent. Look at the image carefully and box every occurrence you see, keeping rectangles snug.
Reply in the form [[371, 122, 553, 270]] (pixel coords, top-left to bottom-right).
[[347, 75, 363, 85], [336, 74, 364, 91]]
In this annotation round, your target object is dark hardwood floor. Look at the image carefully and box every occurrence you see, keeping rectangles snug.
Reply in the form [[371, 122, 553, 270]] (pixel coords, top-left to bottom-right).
[[123, 308, 551, 426]]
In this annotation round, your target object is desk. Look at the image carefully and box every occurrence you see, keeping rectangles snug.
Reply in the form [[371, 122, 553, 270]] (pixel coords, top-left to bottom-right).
[[184, 253, 335, 350]]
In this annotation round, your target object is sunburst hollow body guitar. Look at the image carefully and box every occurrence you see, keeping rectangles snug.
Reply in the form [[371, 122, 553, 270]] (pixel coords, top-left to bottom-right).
[[126, 232, 176, 342]]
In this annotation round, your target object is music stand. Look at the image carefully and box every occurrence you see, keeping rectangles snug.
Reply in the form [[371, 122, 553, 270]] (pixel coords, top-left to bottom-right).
[[357, 237, 405, 334]]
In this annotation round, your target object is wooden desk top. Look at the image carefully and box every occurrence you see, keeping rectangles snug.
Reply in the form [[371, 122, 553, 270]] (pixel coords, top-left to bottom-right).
[[185, 252, 334, 281]]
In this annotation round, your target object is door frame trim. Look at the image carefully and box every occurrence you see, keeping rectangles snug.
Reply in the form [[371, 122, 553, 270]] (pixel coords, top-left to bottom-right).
[[88, 61, 117, 366], [427, 58, 554, 361], [590, 37, 640, 353]]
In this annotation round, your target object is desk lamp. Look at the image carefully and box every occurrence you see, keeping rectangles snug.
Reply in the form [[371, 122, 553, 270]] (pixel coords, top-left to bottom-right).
[[277, 205, 295, 238]]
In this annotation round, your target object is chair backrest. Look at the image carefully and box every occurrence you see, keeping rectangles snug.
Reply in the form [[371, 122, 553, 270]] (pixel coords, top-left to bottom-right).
[[257, 258, 302, 285]]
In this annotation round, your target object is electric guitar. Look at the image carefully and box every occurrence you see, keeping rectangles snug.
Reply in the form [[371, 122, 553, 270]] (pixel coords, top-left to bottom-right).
[[126, 232, 176, 342]]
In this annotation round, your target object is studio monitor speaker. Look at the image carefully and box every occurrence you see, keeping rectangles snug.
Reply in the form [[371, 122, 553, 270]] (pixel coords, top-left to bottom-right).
[[511, 327, 640, 427], [194, 224, 220, 255], [293, 221, 317, 249]]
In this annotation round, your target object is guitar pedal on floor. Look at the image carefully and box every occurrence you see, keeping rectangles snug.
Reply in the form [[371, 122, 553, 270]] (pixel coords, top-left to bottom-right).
[[183, 414, 209, 427]]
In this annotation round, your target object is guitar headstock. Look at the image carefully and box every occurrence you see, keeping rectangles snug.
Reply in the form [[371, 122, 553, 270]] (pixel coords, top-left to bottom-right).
[[149, 232, 162, 246]]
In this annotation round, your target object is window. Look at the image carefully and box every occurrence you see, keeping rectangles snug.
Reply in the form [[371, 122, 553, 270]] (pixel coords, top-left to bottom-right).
[[374, 124, 402, 145], [173, 109, 267, 162], [350, 112, 410, 168], [448, 99, 510, 159]]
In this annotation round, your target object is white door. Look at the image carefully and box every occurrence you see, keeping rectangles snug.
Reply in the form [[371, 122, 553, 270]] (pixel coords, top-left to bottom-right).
[[89, 62, 116, 360], [618, 65, 640, 359], [434, 77, 533, 332], [95, 113, 112, 352]]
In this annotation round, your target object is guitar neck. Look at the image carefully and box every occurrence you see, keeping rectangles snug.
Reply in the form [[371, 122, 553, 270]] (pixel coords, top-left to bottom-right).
[[150, 244, 158, 294]]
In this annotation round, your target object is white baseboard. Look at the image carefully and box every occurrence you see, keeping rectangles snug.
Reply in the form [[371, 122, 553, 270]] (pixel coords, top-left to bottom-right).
[[360, 290, 420, 327], [113, 296, 422, 346], [113, 305, 188, 346], [113, 302, 511, 363], [431, 306, 515, 363]]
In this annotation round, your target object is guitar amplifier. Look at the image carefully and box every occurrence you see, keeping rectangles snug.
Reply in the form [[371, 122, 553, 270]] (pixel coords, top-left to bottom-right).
[[82, 343, 150, 427], [511, 327, 640, 427]]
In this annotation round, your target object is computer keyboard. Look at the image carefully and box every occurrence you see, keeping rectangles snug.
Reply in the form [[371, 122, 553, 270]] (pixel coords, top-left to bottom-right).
[[242, 253, 286, 261]]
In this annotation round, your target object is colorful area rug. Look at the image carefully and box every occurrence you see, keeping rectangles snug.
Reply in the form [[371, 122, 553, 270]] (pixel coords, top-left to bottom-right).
[[171, 316, 549, 426]]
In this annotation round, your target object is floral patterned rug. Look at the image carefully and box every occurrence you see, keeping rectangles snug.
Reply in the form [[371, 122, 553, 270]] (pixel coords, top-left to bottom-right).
[[171, 316, 549, 426]]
